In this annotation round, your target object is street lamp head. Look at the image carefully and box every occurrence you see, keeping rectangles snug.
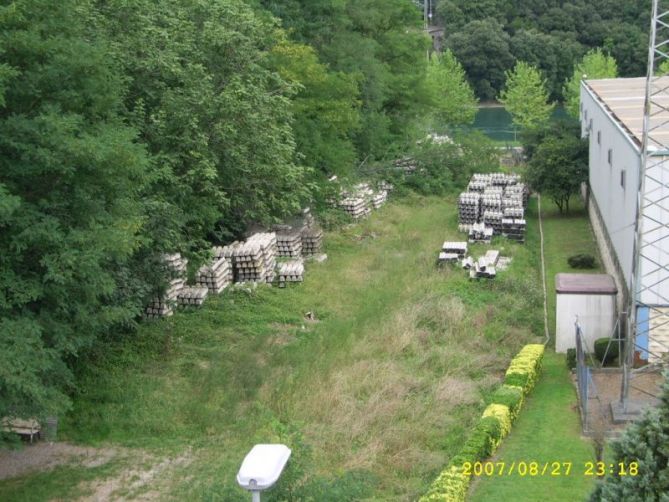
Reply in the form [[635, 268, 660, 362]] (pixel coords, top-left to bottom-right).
[[237, 444, 292, 501]]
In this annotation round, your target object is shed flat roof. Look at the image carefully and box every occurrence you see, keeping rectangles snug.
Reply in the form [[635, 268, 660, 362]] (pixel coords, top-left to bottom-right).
[[583, 77, 669, 150], [555, 273, 618, 295]]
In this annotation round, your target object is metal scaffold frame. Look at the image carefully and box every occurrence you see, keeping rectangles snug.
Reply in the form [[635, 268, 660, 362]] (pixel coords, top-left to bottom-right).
[[621, 0, 669, 410]]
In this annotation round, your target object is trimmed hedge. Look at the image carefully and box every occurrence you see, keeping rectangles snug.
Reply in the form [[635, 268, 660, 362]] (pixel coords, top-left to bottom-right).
[[420, 465, 470, 502], [490, 385, 524, 421], [504, 344, 544, 394], [483, 404, 512, 439], [420, 344, 545, 501]]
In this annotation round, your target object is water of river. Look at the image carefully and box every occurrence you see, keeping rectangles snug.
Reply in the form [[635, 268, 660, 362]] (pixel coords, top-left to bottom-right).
[[472, 104, 567, 142]]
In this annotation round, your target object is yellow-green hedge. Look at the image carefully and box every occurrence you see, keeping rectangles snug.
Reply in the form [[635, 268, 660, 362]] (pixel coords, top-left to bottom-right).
[[483, 403, 512, 440], [421, 344, 545, 501], [419, 465, 470, 502], [490, 384, 524, 421], [504, 344, 544, 394]]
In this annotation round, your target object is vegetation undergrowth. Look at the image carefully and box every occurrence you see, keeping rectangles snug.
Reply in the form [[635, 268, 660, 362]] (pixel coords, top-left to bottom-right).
[[0, 194, 543, 500]]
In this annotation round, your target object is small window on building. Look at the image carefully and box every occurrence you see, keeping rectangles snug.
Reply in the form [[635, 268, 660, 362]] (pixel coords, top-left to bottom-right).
[[608, 148, 613, 166], [621, 169, 626, 189], [589, 118, 593, 131], [597, 131, 601, 145]]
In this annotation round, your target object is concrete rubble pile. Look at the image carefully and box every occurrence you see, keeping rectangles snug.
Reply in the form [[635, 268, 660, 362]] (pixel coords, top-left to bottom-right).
[[177, 286, 209, 306], [439, 241, 468, 264], [196, 255, 233, 294], [462, 249, 500, 279], [276, 259, 305, 287], [458, 173, 528, 243], [144, 253, 188, 319]]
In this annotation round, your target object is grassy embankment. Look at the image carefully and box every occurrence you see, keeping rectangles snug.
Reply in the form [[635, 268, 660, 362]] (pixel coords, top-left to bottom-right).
[[0, 194, 546, 501], [469, 197, 604, 502]]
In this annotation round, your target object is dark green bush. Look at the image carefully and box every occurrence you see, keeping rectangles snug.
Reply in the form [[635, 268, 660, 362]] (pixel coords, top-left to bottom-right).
[[566, 348, 576, 369], [594, 337, 619, 365], [568, 253, 597, 269], [459, 416, 502, 461]]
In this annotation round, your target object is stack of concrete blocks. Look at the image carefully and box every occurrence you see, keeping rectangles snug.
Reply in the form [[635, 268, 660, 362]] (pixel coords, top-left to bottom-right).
[[483, 210, 503, 233], [371, 190, 388, 209], [276, 259, 305, 288], [467, 179, 487, 193], [468, 222, 493, 244], [339, 195, 372, 219], [297, 208, 323, 256], [177, 286, 209, 306], [458, 192, 480, 224], [228, 233, 277, 283], [481, 192, 502, 213], [301, 227, 323, 256], [394, 157, 417, 174], [458, 173, 528, 244], [501, 218, 527, 243], [379, 180, 394, 193], [504, 183, 529, 208], [196, 255, 232, 294], [439, 241, 467, 264], [275, 227, 303, 258], [144, 253, 188, 319]]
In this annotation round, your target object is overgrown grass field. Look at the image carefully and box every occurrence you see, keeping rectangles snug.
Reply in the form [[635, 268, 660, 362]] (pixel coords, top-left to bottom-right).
[[0, 195, 545, 501]]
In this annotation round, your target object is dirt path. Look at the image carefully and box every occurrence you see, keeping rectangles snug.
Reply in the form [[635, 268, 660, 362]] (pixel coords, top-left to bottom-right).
[[0, 442, 119, 481]]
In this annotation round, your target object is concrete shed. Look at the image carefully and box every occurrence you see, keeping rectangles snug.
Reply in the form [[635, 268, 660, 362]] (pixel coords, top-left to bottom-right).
[[555, 273, 618, 353]]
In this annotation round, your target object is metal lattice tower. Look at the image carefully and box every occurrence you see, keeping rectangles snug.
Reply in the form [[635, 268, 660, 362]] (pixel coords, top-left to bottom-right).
[[622, 0, 669, 409]]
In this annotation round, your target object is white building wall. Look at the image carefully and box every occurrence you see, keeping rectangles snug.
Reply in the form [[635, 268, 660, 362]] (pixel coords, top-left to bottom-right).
[[556, 293, 617, 353], [581, 83, 669, 307]]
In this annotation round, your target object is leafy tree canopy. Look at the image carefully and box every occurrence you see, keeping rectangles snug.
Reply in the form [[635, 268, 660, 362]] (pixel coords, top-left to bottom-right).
[[424, 50, 478, 129], [499, 61, 555, 130], [525, 120, 588, 213], [564, 48, 618, 118]]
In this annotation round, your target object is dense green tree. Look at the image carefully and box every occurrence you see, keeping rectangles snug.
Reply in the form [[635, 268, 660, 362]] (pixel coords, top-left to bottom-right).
[[424, 50, 478, 128], [434, 0, 650, 100], [525, 122, 588, 213], [589, 373, 669, 501], [499, 62, 555, 130], [268, 40, 361, 178], [446, 19, 515, 100], [564, 48, 618, 118], [260, 0, 429, 161], [510, 29, 584, 100], [95, 0, 310, 242], [0, 0, 152, 418]]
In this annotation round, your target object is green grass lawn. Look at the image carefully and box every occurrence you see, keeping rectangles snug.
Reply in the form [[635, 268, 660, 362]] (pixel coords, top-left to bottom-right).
[[0, 194, 547, 501], [468, 195, 604, 502], [469, 351, 597, 502]]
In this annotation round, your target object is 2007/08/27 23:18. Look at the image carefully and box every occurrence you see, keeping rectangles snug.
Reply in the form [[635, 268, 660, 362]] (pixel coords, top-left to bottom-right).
[[462, 461, 639, 477]]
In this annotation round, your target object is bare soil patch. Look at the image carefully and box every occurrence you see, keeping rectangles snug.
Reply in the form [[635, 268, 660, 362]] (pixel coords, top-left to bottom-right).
[[0, 442, 119, 481]]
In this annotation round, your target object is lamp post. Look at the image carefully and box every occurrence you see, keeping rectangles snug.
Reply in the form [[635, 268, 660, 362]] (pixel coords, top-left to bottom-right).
[[236, 444, 291, 502]]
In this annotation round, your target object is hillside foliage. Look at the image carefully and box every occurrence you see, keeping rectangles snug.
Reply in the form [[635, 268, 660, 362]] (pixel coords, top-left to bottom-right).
[[434, 0, 650, 100], [0, 0, 479, 421]]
